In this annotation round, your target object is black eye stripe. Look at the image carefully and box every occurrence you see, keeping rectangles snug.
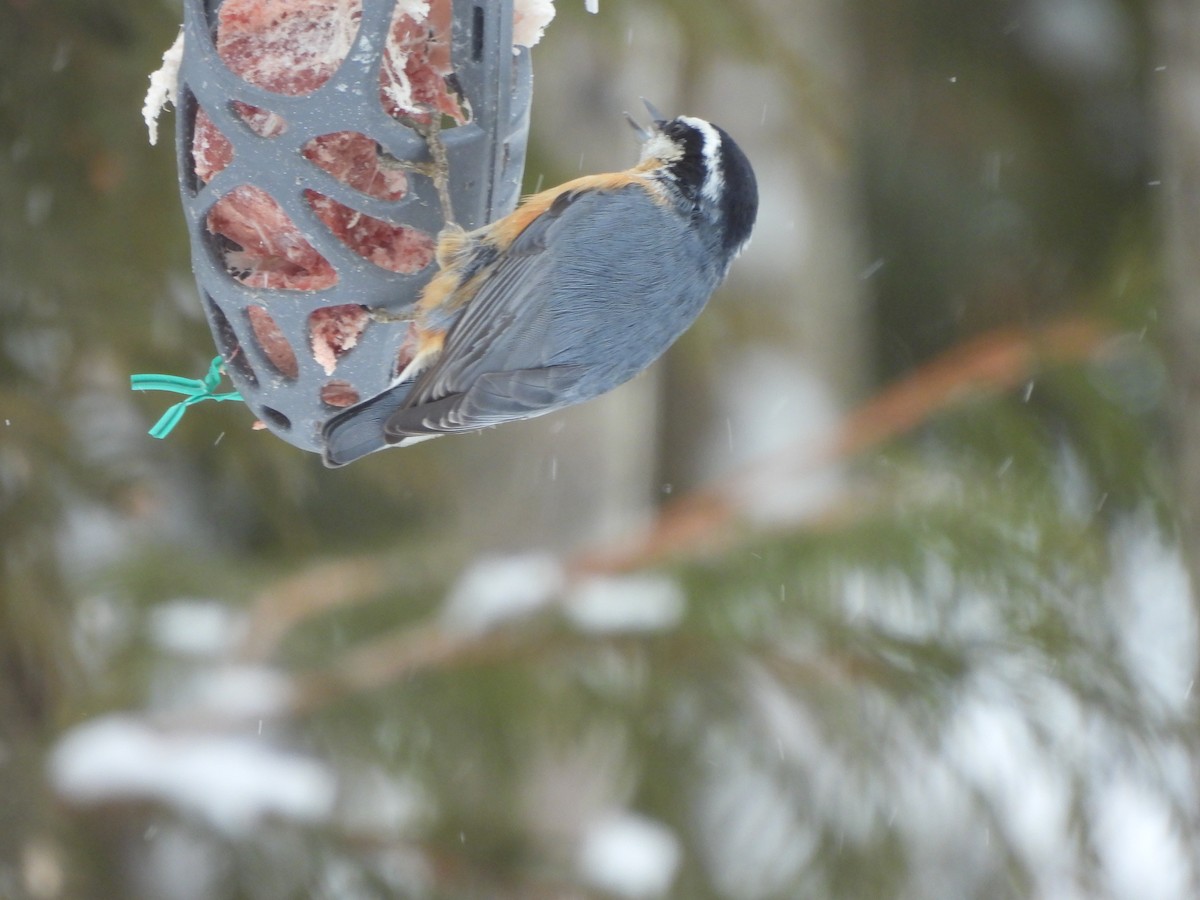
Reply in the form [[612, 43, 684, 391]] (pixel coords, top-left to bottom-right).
[[660, 121, 708, 205], [655, 118, 757, 257]]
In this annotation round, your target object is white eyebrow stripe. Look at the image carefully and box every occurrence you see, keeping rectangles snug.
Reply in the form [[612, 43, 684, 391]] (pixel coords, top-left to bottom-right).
[[678, 115, 722, 203]]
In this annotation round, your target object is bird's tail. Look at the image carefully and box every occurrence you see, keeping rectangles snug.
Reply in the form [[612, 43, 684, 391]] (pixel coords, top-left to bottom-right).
[[321, 382, 415, 467]]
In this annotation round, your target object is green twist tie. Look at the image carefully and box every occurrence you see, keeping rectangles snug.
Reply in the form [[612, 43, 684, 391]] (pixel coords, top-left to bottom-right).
[[130, 356, 244, 439]]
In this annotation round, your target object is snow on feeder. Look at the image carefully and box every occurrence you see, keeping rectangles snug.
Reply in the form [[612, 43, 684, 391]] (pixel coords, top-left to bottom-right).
[[151, 0, 533, 454]]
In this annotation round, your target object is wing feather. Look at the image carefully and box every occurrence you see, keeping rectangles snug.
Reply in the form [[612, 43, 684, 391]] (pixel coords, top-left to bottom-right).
[[397, 189, 591, 412], [384, 366, 586, 438]]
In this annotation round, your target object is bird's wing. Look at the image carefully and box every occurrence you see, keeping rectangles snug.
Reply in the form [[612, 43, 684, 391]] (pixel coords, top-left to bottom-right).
[[385, 186, 620, 440], [322, 187, 598, 463], [405, 187, 590, 403], [383, 365, 587, 437]]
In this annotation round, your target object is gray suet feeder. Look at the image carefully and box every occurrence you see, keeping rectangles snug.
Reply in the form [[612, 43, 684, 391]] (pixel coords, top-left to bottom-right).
[[174, 0, 532, 454]]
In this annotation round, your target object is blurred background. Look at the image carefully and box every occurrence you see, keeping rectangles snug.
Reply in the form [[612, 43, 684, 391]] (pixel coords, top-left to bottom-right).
[[3, 0, 1200, 897]]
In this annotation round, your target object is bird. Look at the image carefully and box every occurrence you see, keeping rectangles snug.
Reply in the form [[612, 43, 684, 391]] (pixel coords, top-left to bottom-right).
[[321, 105, 758, 467]]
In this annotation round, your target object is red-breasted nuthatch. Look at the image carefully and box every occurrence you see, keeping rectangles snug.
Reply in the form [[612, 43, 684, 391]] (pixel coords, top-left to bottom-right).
[[322, 106, 758, 466]]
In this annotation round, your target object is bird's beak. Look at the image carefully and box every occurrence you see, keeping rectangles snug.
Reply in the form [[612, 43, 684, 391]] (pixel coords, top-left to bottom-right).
[[624, 110, 651, 142], [625, 99, 667, 143], [641, 98, 666, 125]]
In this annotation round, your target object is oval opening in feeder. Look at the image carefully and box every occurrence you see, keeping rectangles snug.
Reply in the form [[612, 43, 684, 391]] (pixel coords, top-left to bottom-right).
[[212, 0, 364, 97], [208, 186, 338, 291], [320, 380, 360, 408], [179, 88, 203, 197], [246, 305, 299, 380], [380, 0, 470, 127], [231, 101, 288, 138], [257, 405, 292, 431], [309, 305, 370, 376], [302, 133, 408, 201], [191, 104, 233, 185], [206, 295, 258, 388], [303, 190, 434, 274], [470, 5, 484, 63]]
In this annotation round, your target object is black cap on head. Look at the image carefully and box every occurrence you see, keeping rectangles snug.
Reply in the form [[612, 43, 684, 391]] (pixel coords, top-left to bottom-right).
[[711, 123, 757, 258], [654, 116, 758, 261]]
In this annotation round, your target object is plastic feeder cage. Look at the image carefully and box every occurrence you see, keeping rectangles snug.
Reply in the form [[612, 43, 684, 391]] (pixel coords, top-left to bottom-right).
[[176, 0, 532, 453]]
